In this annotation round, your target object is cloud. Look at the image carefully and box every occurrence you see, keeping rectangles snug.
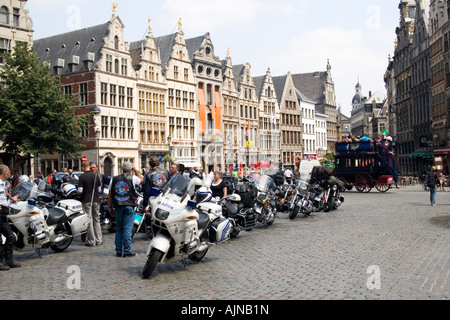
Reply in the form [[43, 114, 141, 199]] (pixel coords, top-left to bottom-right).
[[160, 0, 265, 32], [264, 27, 388, 114]]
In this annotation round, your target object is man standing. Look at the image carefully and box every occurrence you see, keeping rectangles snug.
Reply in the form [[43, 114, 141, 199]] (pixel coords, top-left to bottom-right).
[[78, 162, 102, 247], [109, 162, 143, 257], [169, 163, 179, 179], [0, 164, 20, 271]]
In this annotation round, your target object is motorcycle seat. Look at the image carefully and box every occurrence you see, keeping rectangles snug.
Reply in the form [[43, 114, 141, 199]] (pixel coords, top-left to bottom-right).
[[197, 212, 210, 230], [46, 207, 67, 226]]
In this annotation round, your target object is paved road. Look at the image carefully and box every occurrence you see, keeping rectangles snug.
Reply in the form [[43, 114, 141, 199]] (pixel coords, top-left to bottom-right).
[[1, 184, 449, 302]]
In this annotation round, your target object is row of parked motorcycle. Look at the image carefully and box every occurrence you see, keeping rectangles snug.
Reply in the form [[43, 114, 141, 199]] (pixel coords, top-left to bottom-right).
[[2, 166, 345, 279]]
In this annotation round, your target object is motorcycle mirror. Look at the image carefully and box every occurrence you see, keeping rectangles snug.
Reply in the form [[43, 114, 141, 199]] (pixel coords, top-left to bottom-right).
[[187, 200, 197, 209], [150, 187, 162, 196]]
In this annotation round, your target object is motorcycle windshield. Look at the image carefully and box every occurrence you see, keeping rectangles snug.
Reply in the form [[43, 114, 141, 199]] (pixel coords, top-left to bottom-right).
[[11, 181, 36, 201], [162, 174, 195, 200], [255, 175, 274, 193]]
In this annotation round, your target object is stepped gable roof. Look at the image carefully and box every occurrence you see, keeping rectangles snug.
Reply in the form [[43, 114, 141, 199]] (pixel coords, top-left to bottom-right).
[[253, 75, 265, 99], [232, 64, 245, 87], [185, 35, 205, 62], [291, 72, 327, 104], [271, 75, 287, 104], [153, 33, 177, 71], [33, 22, 110, 73]]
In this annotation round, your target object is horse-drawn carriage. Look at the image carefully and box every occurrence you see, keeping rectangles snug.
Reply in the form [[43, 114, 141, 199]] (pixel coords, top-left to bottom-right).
[[334, 140, 398, 193]]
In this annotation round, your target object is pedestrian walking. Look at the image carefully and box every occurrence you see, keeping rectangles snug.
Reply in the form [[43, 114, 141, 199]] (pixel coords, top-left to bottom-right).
[[109, 162, 143, 257], [232, 168, 238, 189], [0, 164, 20, 271], [78, 162, 102, 247], [427, 166, 439, 206], [284, 166, 293, 184]]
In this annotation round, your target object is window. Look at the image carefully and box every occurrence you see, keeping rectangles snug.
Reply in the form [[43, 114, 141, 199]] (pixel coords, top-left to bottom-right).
[[114, 59, 119, 74], [101, 83, 108, 105], [149, 66, 154, 81], [110, 117, 117, 139], [101, 116, 109, 138], [79, 83, 88, 105], [106, 55, 113, 72], [0, 38, 10, 64], [114, 36, 119, 50], [184, 68, 189, 81], [0, 6, 9, 25], [127, 119, 134, 140], [80, 122, 88, 138], [64, 85, 72, 96], [175, 90, 181, 108], [13, 8, 19, 27], [127, 88, 133, 108], [110, 85, 117, 106], [168, 89, 174, 107], [121, 58, 127, 76], [119, 118, 126, 139], [174, 66, 179, 80], [183, 91, 188, 109], [119, 86, 125, 107]]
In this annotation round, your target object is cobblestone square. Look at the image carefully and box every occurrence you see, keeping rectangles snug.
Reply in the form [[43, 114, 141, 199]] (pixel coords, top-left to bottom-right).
[[0, 185, 449, 301]]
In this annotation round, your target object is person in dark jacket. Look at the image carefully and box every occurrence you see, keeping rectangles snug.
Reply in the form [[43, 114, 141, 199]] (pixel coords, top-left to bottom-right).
[[428, 166, 439, 206], [142, 156, 170, 215], [108, 162, 143, 257]]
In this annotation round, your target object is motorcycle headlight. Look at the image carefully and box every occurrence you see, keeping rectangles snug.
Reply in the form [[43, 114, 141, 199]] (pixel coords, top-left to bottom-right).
[[257, 193, 266, 202], [155, 208, 170, 221], [332, 185, 338, 191]]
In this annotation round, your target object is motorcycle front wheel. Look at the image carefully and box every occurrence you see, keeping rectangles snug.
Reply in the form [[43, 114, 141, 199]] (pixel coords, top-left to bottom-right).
[[142, 249, 163, 279], [288, 206, 299, 220], [324, 197, 335, 212], [50, 237, 73, 252]]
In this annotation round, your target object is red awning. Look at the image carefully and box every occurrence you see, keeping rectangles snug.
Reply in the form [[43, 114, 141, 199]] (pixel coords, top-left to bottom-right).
[[434, 146, 450, 155]]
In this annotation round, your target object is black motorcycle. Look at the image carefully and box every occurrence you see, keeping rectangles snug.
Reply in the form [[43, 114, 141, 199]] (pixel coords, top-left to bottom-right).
[[221, 194, 256, 238], [252, 175, 278, 226]]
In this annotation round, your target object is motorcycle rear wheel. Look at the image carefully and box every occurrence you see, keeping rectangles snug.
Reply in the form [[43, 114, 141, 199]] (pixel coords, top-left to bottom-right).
[[189, 248, 209, 262], [142, 249, 163, 279], [230, 227, 240, 238], [50, 237, 73, 252]]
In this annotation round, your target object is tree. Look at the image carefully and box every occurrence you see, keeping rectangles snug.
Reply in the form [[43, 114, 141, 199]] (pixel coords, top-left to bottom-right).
[[0, 43, 87, 163]]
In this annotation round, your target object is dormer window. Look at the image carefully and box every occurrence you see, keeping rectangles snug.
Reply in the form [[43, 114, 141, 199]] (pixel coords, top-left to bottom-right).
[[114, 36, 119, 50]]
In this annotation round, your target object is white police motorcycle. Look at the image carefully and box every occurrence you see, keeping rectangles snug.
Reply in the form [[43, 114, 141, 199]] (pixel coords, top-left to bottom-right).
[[142, 175, 231, 279], [5, 179, 89, 257]]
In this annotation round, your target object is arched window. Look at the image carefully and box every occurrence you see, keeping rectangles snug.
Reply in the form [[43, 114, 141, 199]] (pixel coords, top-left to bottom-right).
[[0, 6, 9, 25], [114, 59, 119, 74], [114, 36, 119, 50]]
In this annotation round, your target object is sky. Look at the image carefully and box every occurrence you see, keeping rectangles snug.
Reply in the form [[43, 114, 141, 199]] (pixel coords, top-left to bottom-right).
[[27, 0, 400, 117]]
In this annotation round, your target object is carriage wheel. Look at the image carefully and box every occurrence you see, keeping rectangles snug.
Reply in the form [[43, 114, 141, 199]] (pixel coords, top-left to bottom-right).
[[355, 173, 373, 193], [375, 182, 390, 193]]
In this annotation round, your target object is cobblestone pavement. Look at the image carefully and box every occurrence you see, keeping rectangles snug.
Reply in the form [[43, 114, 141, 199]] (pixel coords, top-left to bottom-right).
[[1, 184, 449, 301]]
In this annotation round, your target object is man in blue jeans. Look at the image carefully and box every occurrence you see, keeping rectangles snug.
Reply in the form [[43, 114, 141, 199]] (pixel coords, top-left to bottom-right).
[[109, 162, 143, 257]]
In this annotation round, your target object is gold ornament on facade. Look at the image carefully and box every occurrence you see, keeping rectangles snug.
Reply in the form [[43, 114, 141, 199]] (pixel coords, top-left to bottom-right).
[[178, 18, 182, 31]]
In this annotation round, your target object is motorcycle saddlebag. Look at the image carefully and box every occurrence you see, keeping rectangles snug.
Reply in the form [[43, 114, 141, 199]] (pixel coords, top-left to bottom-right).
[[236, 209, 256, 231], [209, 218, 232, 244], [67, 213, 89, 236]]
